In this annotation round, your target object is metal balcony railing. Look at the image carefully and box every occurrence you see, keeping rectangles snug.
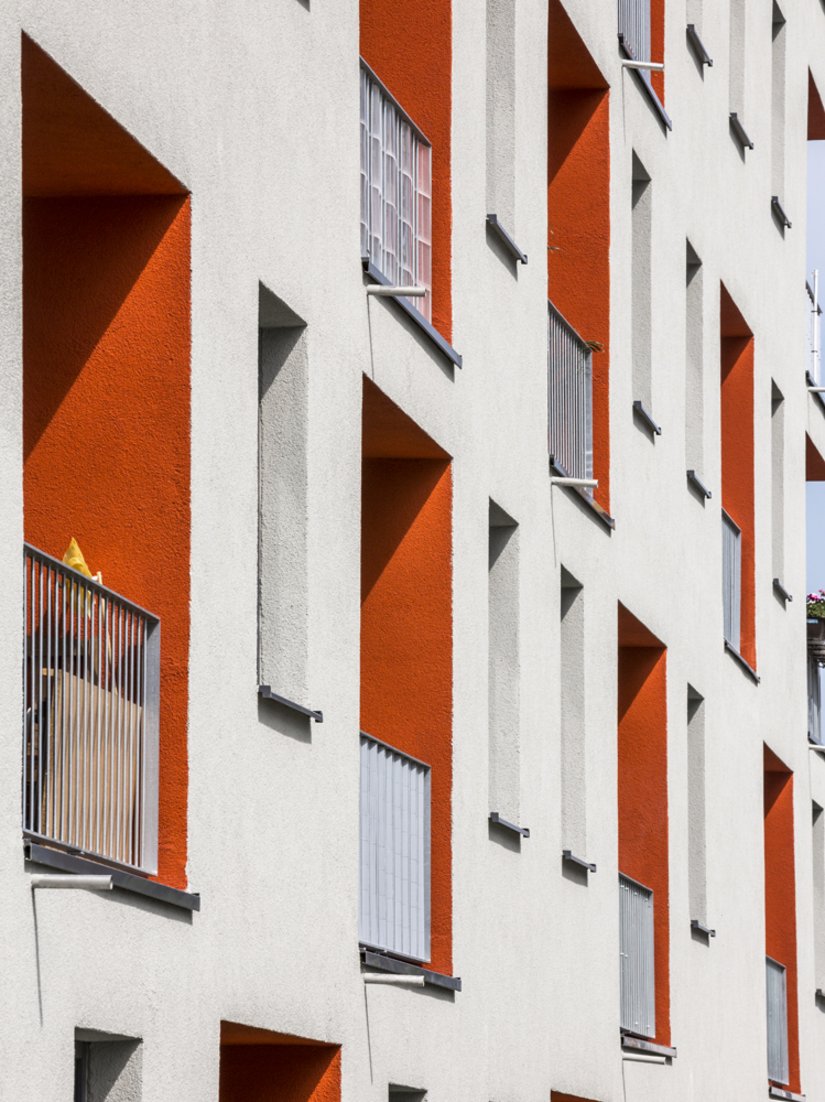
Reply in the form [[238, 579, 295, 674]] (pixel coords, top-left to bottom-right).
[[766, 956, 789, 1085], [809, 652, 823, 746], [722, 511, 742, 648], [619, 873, 656, 1039], [360, 60, 432, 322], [359, 731, 431, 963], [807, 271, 821, 385], [618, 0, 652, 64], [548, 301, 593, 490], [23, 544, 160, 875]]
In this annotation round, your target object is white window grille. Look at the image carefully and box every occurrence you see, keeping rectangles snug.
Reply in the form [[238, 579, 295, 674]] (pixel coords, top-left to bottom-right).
[[619, 873, 656, 1039], [722, 511, 742, 648], [548, 301, 593, 490], [809, 653, 823, 746], [766, 956, 789, 1085], [618, 0, 652, 64], [359, 732, 431, 962], [360, 60, 432, 322], [23, 544, 160, 875]]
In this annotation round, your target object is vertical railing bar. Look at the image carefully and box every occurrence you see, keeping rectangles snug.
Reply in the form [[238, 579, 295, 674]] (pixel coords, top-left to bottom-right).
[[116, 602, 123, 863]]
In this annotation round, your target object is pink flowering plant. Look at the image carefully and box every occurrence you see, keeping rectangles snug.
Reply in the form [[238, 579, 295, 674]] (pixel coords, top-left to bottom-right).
[[808, 590, 825, 619]]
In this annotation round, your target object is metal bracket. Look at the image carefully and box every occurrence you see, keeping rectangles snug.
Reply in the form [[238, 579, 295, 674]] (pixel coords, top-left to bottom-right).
[[562, 849, 596, 873], [768, 1088, 806, 1102], [633, 400, 663, 436], [489, 813, 530, 838], [729, 112, 754, 150], [360, 948, 461, 992]]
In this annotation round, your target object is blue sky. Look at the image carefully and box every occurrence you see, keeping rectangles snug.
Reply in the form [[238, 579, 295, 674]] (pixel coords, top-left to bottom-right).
[[807, 141, 825, 596]]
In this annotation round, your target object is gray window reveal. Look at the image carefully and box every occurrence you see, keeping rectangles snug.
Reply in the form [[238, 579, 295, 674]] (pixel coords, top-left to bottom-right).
[[359, 733, 431, 963], [722, 510, 742, 647], [766, 956, 789, 1085], [619, 873, 656, 1039]]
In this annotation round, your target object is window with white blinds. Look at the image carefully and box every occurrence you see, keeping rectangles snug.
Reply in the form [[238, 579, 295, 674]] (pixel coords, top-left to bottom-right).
[[360, 61, 432, 322], [722, 510, 742, 648], [359, 732, 431, 962], [766, 956, 789, 1085], [619, 873, 656, 1039]]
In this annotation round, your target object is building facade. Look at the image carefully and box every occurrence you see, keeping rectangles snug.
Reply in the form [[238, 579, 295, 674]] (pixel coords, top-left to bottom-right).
[[1, 0, 825, 1098]]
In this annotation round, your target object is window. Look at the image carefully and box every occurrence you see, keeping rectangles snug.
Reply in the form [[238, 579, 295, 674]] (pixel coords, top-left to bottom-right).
[[687, 687, 708, 928], [359, 733, 431, 962], [631, 154, 653, 421], [619, 874, 655, 1038], [685, 242, 704, 478], [560, 570, 586, 855], [722, 510, 742, 648], [360, 62, 432, 321], [488, 503, 520, 826], [766, 957, 789, 1085], [74, 1033, 142, 1102], [548, 305, 593, 487], [257, 284, 311, 715]]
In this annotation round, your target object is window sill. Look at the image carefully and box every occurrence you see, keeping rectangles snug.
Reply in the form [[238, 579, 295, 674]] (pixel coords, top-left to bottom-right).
[[771, 196, 792, 230], [360, 948, 461, 991], [621, 1033, 677, 1060], [690, 918, 716, 939], [769, 1087, 806, 1102], [562, 849, 596, 873], [773, 579, 792, 604], [730, 112, 754, 151], [258, 684, 323, 722], [362, 259, 462, 368], [486, 214, 528, 264], [549, 461, 615, 531], [686, 24, 713, 67], [489, 812, 530, 837], [618, 36, 673, 131], [724, 641, 761, 684], [633, 400, 662, 436], [686, 469, 712, 500], [24, 840, 200, 912]]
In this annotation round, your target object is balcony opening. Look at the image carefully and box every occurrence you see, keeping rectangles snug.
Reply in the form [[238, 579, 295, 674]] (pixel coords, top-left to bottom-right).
[[763, 747, 800, 1094], [548, 0, 610, 509], [360, 379, 452, 973], [617, 605, 669, 1046], [219, 1024, 340, 1102], [720, 285, 755, 670], [806, 437, 825, 744], [360, 0, 451, 339], [21, 36, 190, 885]]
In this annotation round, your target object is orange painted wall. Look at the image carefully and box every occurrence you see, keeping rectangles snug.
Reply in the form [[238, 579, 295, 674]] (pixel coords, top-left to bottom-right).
[[720, 290, 756, 669], [360, 0, 452, 339], [764, 749, 800, 1092], [618, 622, 669, 1045], [23, 196, 191, 887], [551, 1093, 600, 1102], [220, 1039, 340, 1102], [361, 452, 453, 974], [548, 2, 611, 510]]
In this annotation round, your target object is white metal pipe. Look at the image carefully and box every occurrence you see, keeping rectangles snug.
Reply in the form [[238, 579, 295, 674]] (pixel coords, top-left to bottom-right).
[[622, 59, 665, 72], [363, 974, 426, 987], [808, 387, 825, 393], [30, 874, 113, 891], [622, 1054, 667, 1065], [366, 285, 426, 297], [550, 477, 599, 489]]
